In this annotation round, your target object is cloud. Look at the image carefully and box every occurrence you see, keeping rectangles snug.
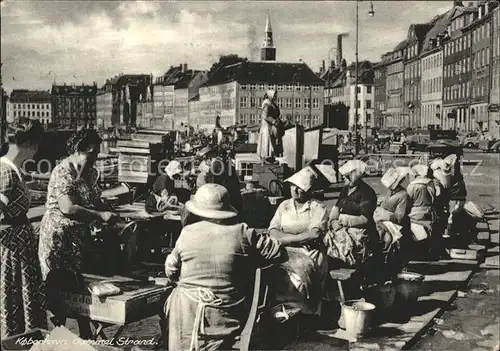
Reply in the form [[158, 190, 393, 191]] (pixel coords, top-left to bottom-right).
[[1, 0, 454, 91]]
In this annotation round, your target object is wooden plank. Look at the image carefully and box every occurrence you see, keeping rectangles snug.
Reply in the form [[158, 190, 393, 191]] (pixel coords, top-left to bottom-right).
[[115, 147, 152, 155], [117, 140, 151, 148]]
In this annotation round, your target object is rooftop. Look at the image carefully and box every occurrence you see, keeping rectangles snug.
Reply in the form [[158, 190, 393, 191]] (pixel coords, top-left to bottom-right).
[[201, 61, 324, 88], [421, 10, 454, 54], [9, 89, 51, 103], [51, 83, 98, 96], [324, 61, 374, 88]]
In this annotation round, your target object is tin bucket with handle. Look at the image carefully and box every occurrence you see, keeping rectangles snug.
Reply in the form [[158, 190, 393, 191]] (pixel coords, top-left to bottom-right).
[[396, 272, 424, 306], [339, 299, 376, 336]]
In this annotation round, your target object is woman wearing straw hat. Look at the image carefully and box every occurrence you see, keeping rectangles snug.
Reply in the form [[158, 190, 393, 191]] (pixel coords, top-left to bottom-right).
[[323, 160, 379, 279], [164, 184, 284, 350], [374, 166, 412, 276], [267, 166, 329, 325]]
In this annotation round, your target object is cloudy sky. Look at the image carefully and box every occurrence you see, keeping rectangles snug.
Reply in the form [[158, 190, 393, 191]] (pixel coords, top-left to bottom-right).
[[1, 0, 452, 91]]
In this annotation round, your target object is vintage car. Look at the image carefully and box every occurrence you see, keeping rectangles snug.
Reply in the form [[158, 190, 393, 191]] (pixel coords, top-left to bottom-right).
[[425, 139, 463, 160], [458, 131, 483, 149]]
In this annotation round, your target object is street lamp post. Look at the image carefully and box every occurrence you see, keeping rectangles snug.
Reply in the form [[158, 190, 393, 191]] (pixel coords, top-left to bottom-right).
[[354, 0, 375, 155]]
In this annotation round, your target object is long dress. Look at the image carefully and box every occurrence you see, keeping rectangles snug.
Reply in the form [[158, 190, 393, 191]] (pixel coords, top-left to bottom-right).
[[0, 157, 47, 338], [164, 221, 283, 350], [323, 181, 378, 274], [268, 198, 329, 316], [257, 100, 281, 159], [38, 158, 102, 281]]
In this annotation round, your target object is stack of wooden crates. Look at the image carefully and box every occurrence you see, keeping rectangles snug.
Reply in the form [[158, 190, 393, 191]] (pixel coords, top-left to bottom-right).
[[116, 130, 167, 185]]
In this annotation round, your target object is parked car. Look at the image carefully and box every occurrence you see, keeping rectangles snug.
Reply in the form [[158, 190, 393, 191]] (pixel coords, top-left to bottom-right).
[[458, 132, 482, 148], [478, 139, 500, 153]]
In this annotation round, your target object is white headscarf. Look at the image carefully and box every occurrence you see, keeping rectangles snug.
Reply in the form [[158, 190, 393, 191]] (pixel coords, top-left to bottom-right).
[[381, 167, 410, 191], [285, 166, 318, 192], [265, 90, 277, 102], [339, 160, 367, 183], [165, 160, 183, 179], [411, 164, 429, 178]]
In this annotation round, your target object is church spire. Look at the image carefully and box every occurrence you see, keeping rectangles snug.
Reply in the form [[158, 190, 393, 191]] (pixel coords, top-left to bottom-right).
[[265, 11, 272, 33], [261, 11, 276, 61]]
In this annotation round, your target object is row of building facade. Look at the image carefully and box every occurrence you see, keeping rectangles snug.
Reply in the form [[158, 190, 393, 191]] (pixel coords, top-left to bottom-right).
[[371, 0, 500, 135]]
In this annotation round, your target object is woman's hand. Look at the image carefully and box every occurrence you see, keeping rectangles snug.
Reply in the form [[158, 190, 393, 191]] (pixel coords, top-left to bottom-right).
[[100, 211, 119, 224], [330, 219, 342, 232]]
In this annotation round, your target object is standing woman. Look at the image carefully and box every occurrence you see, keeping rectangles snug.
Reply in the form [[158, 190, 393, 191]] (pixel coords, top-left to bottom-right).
[[38, 130, 117, 327], [257, 90, 283, 161], [0, 121, 47, 339]]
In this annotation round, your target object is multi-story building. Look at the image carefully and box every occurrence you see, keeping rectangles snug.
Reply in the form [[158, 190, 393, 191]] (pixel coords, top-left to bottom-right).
[[442, 5, 477, 131], [96, 74, 152, 129], [403, 23, 433, 128], [467, 1, 495, 132], [384, 41, 406, 128], [6, 90, 52, 124], [193, 61, 324, 131], [420, 10, 452, 129], [324, 61, 375, 129], [491, 3, 500, 137], [373, 61, 387, 129], [52, 83, 98, 129], [153, 64, 203, 130]]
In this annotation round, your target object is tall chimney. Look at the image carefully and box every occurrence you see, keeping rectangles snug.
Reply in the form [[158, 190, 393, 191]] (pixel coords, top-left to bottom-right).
[[322, 60, 326, 73], [337, 34, 343, 68]]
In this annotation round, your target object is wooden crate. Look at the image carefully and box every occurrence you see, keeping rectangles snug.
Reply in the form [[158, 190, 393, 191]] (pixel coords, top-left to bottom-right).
[[54, 275, 170, 325], [118, 154, 151, 184]]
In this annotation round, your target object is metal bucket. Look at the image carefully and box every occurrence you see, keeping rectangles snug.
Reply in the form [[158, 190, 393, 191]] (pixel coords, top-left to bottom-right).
[[340, 299, 376, 335], [363, 281, 396, 323], [396, 272, 424, 306]]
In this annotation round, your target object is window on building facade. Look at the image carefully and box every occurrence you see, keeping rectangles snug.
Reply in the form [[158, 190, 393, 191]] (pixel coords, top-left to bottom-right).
[[356, 86, 361, 94], [367, 86, 372, 93], [250, 114, 257, 124], [304, 98, 311, 109], [295, 98, 302, 108], [277, 85, 284, 91], [312, 98, 320, 109], [366, 113, 372, 123], [286, 98, 293, 108], [250, 97, 256, 108], [14, 111, 17, 117], [249, 84, 256, 90], [240, 97, 248, 108], [295, 85, 302, 91], [239, 162, 254, 179], [258, 84, 265, 90], [366, 100, 372, 109]]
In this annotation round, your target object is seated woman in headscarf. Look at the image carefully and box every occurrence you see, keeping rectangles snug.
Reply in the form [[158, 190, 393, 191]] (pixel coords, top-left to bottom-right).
[[406, 164, 441, 258], [267, 166, 328, 323], [430, 154, 466, 238], [374, 167, 412, 277], [323, 160, 379, 280], [164, 184, 284, 350], [146, 160, 187, 213]]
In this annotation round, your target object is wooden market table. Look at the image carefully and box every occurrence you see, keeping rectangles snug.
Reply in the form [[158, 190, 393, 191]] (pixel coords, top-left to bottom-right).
[[52, 273, 171, 342]]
